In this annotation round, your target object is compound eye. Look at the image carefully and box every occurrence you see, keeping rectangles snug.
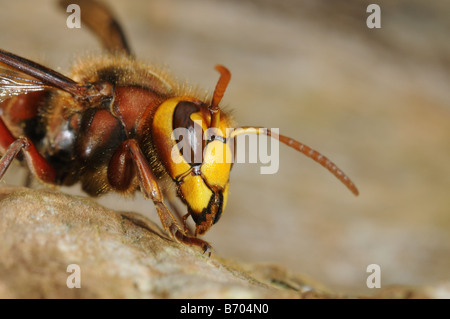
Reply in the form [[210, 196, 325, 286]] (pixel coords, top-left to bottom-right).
[[173, 101, 206, 166]]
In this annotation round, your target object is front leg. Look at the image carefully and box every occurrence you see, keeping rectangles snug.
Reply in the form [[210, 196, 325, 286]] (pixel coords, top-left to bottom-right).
[[108, 139, 212, 255], [162, 187, 195, 236]]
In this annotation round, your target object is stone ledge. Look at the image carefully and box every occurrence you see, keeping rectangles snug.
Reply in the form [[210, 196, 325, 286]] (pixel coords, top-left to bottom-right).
[[0, 187, 447, 299]]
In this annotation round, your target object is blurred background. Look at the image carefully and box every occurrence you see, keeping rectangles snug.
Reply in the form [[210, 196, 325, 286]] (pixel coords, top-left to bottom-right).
[[0, 0, 449, 295]]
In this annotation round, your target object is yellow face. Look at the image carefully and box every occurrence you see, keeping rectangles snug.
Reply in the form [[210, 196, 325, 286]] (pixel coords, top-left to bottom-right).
[[152, 97, 234, 235]]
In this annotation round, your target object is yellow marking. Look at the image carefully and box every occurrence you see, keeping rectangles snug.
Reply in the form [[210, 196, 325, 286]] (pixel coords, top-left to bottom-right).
[[180, 175, 212, 213], [201, 140, 232, 188], [190, 112, 208, 132]]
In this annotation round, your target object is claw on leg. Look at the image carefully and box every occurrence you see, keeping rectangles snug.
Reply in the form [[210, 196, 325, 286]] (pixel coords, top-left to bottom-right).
[[170, 223, 212, 256]]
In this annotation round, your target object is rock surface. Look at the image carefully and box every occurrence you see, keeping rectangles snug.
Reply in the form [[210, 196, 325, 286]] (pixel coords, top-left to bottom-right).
[[0, 187, 448, 299], [0, 187, 329, 298]]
